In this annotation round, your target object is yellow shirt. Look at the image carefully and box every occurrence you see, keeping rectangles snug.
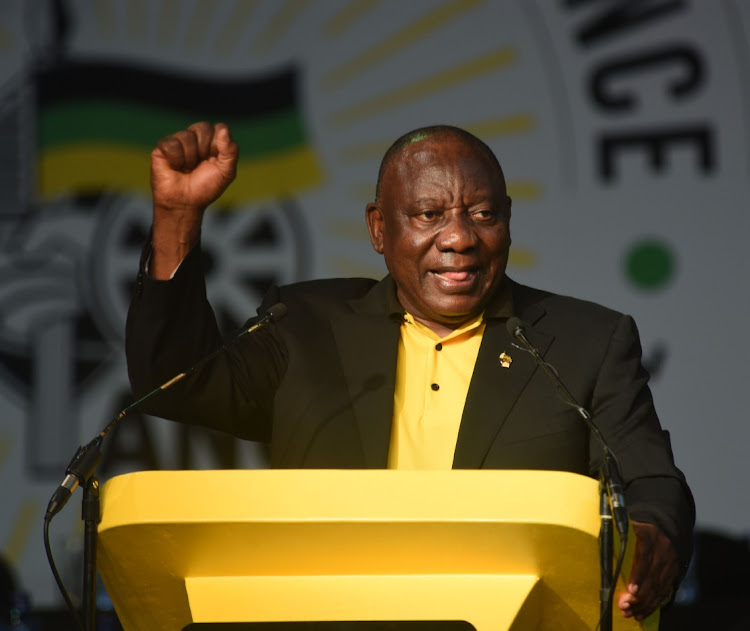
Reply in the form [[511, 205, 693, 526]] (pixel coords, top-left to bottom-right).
[[388, 313, 486, 470]]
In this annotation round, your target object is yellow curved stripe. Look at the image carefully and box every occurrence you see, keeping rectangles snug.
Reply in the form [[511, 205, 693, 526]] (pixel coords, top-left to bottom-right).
[[128, 0, 149, 41], [508, 248, 538, 268], [326, 219, 371, 241], [0, 23, 15, 51], [322, 0, 485, 89], [92, 0, 117, 39], [226, 146, 325, 204], [4, 499, 39, 566], [465, 114, 536, 139], [329, 256, 385, 278], [329, 48, 517, 128], [253, 0, 312, 55], [214, 1, 261, 56], [341, 140, 392, 163], [157, 0, 182, 44], [507, 181, 542, 201], [185, 0, 219, 50], [0, 433, 12, 467], [322, 0, 381, 39], [340, 113, 536, 163], [350, 183, 376, 202], [39, 145, 323, 204]]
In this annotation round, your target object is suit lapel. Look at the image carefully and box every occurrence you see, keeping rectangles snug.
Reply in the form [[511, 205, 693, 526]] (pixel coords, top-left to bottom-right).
[[331, 279, 402, 468], [453, 284, 553, 468]]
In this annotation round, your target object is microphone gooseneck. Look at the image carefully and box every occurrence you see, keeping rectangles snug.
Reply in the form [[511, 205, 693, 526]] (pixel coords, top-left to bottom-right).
[[46, 302, 288, 519], [505, 317, 628, 539]]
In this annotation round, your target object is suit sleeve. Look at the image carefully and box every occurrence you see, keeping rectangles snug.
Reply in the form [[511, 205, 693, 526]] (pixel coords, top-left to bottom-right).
[[588, 314, 695, 576], [125, 240, 285, 442]]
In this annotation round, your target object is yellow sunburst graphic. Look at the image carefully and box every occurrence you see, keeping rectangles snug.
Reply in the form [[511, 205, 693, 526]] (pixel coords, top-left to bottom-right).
[[6, 0, 547, 278]]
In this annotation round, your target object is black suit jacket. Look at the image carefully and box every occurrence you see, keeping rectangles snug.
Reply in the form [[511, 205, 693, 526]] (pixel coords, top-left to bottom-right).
[[127, 244, 694, 569]]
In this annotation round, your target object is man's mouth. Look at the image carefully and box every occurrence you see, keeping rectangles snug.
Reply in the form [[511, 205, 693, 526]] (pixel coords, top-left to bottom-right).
[[435, 270, 472, 280], [431, 268, 479, 287]]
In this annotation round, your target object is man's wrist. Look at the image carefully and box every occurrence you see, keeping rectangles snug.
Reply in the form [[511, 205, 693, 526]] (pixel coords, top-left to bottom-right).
[[150, 209, 203, 279]]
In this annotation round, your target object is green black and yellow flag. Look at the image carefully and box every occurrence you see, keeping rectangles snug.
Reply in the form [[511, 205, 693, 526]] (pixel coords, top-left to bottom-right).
[[36, 61, 323, 204]]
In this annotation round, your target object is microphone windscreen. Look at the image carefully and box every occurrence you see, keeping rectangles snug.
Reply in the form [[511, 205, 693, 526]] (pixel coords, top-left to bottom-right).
[[266, 302, 288, 322], [506, 316, 525, 336]]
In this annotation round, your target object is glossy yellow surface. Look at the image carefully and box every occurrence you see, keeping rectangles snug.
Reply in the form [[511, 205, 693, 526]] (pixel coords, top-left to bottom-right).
[[98, 469, 657, 631]]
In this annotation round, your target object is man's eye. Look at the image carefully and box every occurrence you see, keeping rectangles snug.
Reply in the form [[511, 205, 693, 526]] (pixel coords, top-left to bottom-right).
[[421, 210, 438, 220], [472, 209, 496, 221]]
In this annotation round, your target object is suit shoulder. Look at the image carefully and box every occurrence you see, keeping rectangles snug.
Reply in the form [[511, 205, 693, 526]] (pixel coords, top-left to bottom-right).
[[278, 277, 379, 302], [261, 278, 382, 320], [511, 280, 630, 331]]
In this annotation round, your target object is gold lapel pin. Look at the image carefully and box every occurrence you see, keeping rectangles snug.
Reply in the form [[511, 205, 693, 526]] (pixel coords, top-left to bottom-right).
[[499, 352, 512, 368]]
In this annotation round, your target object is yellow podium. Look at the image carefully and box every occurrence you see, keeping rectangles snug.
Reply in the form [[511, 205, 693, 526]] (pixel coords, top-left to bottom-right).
[[97, 470, 656, 631]]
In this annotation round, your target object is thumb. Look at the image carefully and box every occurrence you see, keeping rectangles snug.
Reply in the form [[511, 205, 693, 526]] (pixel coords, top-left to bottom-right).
[[628, 521, 656, 589], [211, 123, 239, 181]]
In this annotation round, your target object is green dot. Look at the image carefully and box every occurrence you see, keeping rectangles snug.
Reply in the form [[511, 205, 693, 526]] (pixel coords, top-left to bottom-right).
[[624, 240, 676, 290]]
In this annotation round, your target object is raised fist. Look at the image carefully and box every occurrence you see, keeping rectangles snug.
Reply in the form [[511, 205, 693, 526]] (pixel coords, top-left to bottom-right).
[[149, 122, 239, 279], [151, 121, 238, 213]]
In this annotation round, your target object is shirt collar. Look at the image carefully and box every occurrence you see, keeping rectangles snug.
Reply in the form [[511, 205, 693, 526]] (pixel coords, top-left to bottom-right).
[[402, 310, 485, 342], [353, 274, 515, 322]]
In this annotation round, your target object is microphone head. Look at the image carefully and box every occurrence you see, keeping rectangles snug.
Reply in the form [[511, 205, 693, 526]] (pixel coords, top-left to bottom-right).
[[506, 316, 525, 336], [266, 302, 288, 322]]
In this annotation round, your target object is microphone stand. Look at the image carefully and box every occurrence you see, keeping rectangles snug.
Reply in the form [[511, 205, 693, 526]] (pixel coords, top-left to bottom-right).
[[44, 436, 103, 631], [599, 464, 615, 631], [82, 477, 100, 631], [506, 318, 627, 631]]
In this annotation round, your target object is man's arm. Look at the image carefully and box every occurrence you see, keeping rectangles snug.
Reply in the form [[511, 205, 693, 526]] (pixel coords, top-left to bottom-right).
[[126, 122, 284, 439], [128, 121, 239, 389], [149, 121, 238, 278], [587, 313, 694, 620]]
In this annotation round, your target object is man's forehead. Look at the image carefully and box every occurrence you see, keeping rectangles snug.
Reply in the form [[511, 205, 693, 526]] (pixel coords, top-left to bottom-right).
[[392, 135, 500, 180], [375, 126, 506, 202], [394, 135, 475, 169]]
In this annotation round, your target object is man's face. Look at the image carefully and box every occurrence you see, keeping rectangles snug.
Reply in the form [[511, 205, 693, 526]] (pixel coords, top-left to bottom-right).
[[366, 134, 511, 333]]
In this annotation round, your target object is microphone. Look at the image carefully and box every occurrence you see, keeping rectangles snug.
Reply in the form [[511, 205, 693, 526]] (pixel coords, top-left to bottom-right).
[[45, 302, 288, 520], [248, 302, 287, 331], [45, 437, 103, 520], [505, 317, 629, 539], [506, 316, 527, 343]]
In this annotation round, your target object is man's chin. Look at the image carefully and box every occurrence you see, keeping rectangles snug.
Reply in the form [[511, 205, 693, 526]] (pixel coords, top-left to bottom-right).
[[427, 300, 485, 325]]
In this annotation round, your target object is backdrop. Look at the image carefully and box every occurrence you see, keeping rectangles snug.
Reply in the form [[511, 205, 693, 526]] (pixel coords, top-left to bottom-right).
[[0, 0, 747, 608]]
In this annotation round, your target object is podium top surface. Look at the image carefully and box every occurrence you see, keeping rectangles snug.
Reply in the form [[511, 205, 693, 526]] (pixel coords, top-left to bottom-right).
[[99, 469, 601, 531]]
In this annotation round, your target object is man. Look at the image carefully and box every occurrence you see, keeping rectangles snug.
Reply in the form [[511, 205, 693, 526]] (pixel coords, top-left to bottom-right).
[[127, 121, 694, 622]]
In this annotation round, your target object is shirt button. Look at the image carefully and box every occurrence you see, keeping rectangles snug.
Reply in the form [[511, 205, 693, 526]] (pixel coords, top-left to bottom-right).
[[431, 383, 439, 391], [435, 343, 443, 351]]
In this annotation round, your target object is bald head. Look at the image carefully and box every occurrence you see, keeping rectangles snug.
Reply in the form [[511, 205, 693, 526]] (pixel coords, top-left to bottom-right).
[[375, 125, 506, 202]]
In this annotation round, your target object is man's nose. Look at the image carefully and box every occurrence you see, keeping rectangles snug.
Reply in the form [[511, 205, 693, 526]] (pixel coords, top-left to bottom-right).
[[436, 214, 477, 252]]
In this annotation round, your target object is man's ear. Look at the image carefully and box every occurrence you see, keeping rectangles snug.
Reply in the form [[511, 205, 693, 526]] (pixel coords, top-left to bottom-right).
[[365, 202, 385, 254]]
